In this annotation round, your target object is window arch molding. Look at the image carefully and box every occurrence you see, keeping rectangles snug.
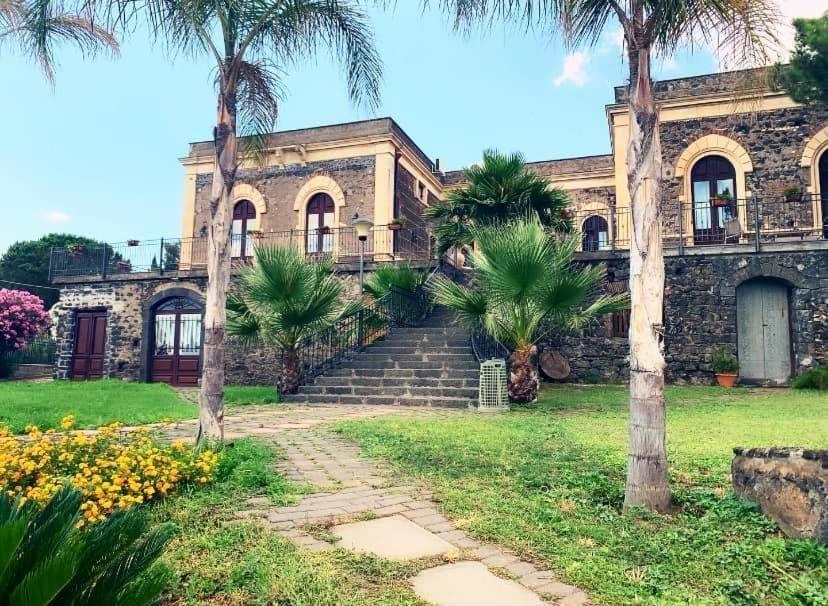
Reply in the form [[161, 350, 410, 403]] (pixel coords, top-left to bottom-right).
[[675, 135, 753, 240], [232, 183, 267, 216], [800, 125, 828, 230], [575, 202, 613, 251], [293, 176, 346, 230]]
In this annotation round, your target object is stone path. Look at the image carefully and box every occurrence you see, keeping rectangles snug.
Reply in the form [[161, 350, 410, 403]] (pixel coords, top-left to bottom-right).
[[160, 405, 589, 605]]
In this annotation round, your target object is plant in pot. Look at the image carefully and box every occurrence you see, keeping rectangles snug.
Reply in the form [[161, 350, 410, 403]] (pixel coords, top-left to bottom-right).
[[127, 239, 140, 246], [712, 349, 739, 387], [388, 217, 405, 231], [246, 229, 264, 239], [68, 242, 86, 256], [783, 187, 802, 203], [319, 225, 332, 235], [710, 188, 732, 207]]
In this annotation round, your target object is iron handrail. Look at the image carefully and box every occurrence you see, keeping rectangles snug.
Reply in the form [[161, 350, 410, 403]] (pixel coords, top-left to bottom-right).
[[470, 325, 509, 363]]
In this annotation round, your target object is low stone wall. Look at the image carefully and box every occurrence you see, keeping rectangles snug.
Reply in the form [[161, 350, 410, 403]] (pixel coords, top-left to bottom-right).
[[732, 447, 828, 544], [11, 364, 53, 380]]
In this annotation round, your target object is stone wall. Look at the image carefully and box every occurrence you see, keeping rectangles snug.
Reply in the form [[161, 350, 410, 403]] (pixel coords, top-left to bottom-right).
[[733, 447, 828, 544], [191, 156, 376, 237], [542, 246, 828, 384]]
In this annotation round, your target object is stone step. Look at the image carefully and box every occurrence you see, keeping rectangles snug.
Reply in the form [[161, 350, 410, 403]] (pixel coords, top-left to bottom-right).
[[281, 393, 474, 408], [353, 353, 476, 362], [335, 359, 479, 371], [391, 327, 467, 336], [323, 367, 480, 380], [312, 376, 478, 389], [367, 345, 471, 354], [298, 384, 479, 399]]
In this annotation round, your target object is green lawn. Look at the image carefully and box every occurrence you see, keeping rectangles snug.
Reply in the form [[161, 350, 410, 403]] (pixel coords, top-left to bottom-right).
[[0, 380, 280, 432], [337, 385, 828, 606], [153, 439, 428, 605]]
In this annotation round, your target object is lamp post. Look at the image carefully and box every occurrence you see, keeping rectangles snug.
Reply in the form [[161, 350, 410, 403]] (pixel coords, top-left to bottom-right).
[[352, 213, 374, 294]]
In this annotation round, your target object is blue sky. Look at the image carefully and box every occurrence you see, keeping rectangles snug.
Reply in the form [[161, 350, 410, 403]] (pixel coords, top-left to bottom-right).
[[0, 1, 819, 254]]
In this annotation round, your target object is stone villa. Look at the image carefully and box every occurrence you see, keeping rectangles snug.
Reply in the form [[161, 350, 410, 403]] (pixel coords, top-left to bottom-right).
[[50, 69, 828, 390]]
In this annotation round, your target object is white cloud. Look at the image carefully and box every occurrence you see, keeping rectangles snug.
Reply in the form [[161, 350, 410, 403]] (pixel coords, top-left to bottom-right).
[[36, 210, 71, 224], [554, 52, 590, 87], [596, 27, 626, 57]]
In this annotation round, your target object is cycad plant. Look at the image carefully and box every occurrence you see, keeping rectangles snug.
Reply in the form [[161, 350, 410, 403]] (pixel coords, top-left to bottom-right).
[[0, 487, 173, 606], [424, 149, 571, 256], [226, 245, 355, 395], [430, 217, 628, 403]]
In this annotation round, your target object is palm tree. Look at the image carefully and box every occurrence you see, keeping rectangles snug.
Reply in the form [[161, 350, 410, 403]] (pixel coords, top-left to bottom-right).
[[226, 244, 355, 395], [1, 0, 117, 82], [430, 217, 628, 402], [424, 149, 571, 256], [106, 0, 382, 441], [432, 0, 778, 512]]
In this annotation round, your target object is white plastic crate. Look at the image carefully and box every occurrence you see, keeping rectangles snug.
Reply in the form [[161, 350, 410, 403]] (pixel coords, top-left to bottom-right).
[[477, 359, 509, 411]]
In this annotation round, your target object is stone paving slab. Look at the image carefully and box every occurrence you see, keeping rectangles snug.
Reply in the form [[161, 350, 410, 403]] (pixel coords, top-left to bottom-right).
[[332, 515, 455, 560], [412, 561, 545, 606]]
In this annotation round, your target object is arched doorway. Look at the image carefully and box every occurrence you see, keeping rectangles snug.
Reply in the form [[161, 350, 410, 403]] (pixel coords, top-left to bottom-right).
[[736, 278, 792, 384], [232, 200, 257, 259], [582, 216, 609, 251], [819, 150, 828, 238], [306, 193, 335, 255], [150, 297, 203, 386], [691, 155, 737, 245]]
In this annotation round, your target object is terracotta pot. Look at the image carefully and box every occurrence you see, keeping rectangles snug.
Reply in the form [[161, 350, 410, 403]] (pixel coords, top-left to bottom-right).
[[785, 193, 801, 203], [388, 223, 403, 231], [711, 198, 729, 207], [716, 372, 738, 388]]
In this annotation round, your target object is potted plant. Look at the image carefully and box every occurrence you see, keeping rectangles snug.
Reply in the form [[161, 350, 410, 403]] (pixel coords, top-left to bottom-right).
[[712, 349, 739, 387], [127, 239, 140, 247], [319, 225, 332, 235], [388, 217, 405, 231], [115, 260, 131, 271], [68, 243, 86, 257], [783, 187, 802, 203], [246, 229, 263, 239], [710, 189, 732, 207]]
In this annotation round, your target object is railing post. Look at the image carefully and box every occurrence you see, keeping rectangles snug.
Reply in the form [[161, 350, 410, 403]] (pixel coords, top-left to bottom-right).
[[47, 247, 54, 283], [159, 238, 165, 276], [753, 196, 761, 253], [677, 201, 685, 256], [357, 308, 365, 349], [101, 245, 108, 279], [609, 204, 617, 252]]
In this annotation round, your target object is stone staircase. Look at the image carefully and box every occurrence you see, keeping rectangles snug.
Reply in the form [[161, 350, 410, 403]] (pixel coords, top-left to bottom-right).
[[282, 308, 479, 408]]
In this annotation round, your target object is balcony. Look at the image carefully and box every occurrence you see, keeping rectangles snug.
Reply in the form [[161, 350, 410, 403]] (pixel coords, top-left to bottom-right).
[[573, 194, 827, 254], [49, 224, 435, 281]]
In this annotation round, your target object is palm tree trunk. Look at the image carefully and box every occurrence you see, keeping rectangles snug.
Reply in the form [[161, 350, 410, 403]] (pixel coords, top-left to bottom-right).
[[197, 86, 238, 443], [280, 349, 301, 395], [508, 346, 538, 403], [623, 40, 672, 513]]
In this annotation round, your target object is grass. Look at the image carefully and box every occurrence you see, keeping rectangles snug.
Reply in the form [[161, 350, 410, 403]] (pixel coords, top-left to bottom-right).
[[0, 380, 281, 432], [153, 439, 430, 605], [337, 385, 828, 606]]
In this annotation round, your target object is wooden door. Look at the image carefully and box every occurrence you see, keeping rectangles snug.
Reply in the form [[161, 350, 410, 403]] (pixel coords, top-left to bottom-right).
[[737, 280, 791, 384], [691, 155, 737, 245], [72, 310, 107, 380], [306, 193, 335, 255], [151, 298, 203, 386]]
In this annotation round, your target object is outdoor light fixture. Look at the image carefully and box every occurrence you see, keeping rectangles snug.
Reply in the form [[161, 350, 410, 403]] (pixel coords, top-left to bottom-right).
[[352, 214, 374, 294], [352, 214, 373, 241]]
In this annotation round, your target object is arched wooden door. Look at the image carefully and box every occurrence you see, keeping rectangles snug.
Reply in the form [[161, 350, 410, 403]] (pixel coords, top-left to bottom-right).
[[306, 193, 335, 255], [691, 155, 737, 245], [737, 279, 792, 385], [232, 200, 257, 259], [150, 297, 203, 386], [582, 216, 609, 251]]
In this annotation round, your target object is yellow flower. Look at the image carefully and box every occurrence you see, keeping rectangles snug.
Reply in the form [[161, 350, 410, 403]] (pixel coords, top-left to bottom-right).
[[60, 415, 75, 430]]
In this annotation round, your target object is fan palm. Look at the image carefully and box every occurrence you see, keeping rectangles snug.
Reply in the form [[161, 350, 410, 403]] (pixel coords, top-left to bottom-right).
[[432, 0, 778, 512], [430, 217, 628, 403], [0, 486, 173, 606], [226, 244, 355, 395], [0, 0, 118, 82], [102, 0, 382, 441], [364, 264, 431, 325], [424, 149, 571, 256]]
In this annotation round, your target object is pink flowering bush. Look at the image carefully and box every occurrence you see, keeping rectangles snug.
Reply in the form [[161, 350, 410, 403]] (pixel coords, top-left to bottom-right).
[[0, 289, 51, 355]]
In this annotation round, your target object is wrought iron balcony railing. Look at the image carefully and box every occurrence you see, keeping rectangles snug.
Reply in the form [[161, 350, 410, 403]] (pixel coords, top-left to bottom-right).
[[49, 224, 435, 280]]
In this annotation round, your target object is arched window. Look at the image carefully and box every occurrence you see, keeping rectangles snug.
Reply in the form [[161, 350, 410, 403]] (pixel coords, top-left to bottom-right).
[[306, 193, 335, 254], [582, 215, 609, 252], [819, 150, 828, 238], [691, 155, 737, 244], [232, 200, 257, 258]]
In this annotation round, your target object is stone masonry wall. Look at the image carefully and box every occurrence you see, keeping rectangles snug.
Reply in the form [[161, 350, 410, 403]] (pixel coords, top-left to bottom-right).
[[543, 247, 828, 384], [191, 156, 376, 238]]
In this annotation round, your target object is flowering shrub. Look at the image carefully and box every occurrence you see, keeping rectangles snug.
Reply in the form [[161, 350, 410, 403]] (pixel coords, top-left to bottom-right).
[[0, 288, 51, 354], [0, 416, 219, 526]]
